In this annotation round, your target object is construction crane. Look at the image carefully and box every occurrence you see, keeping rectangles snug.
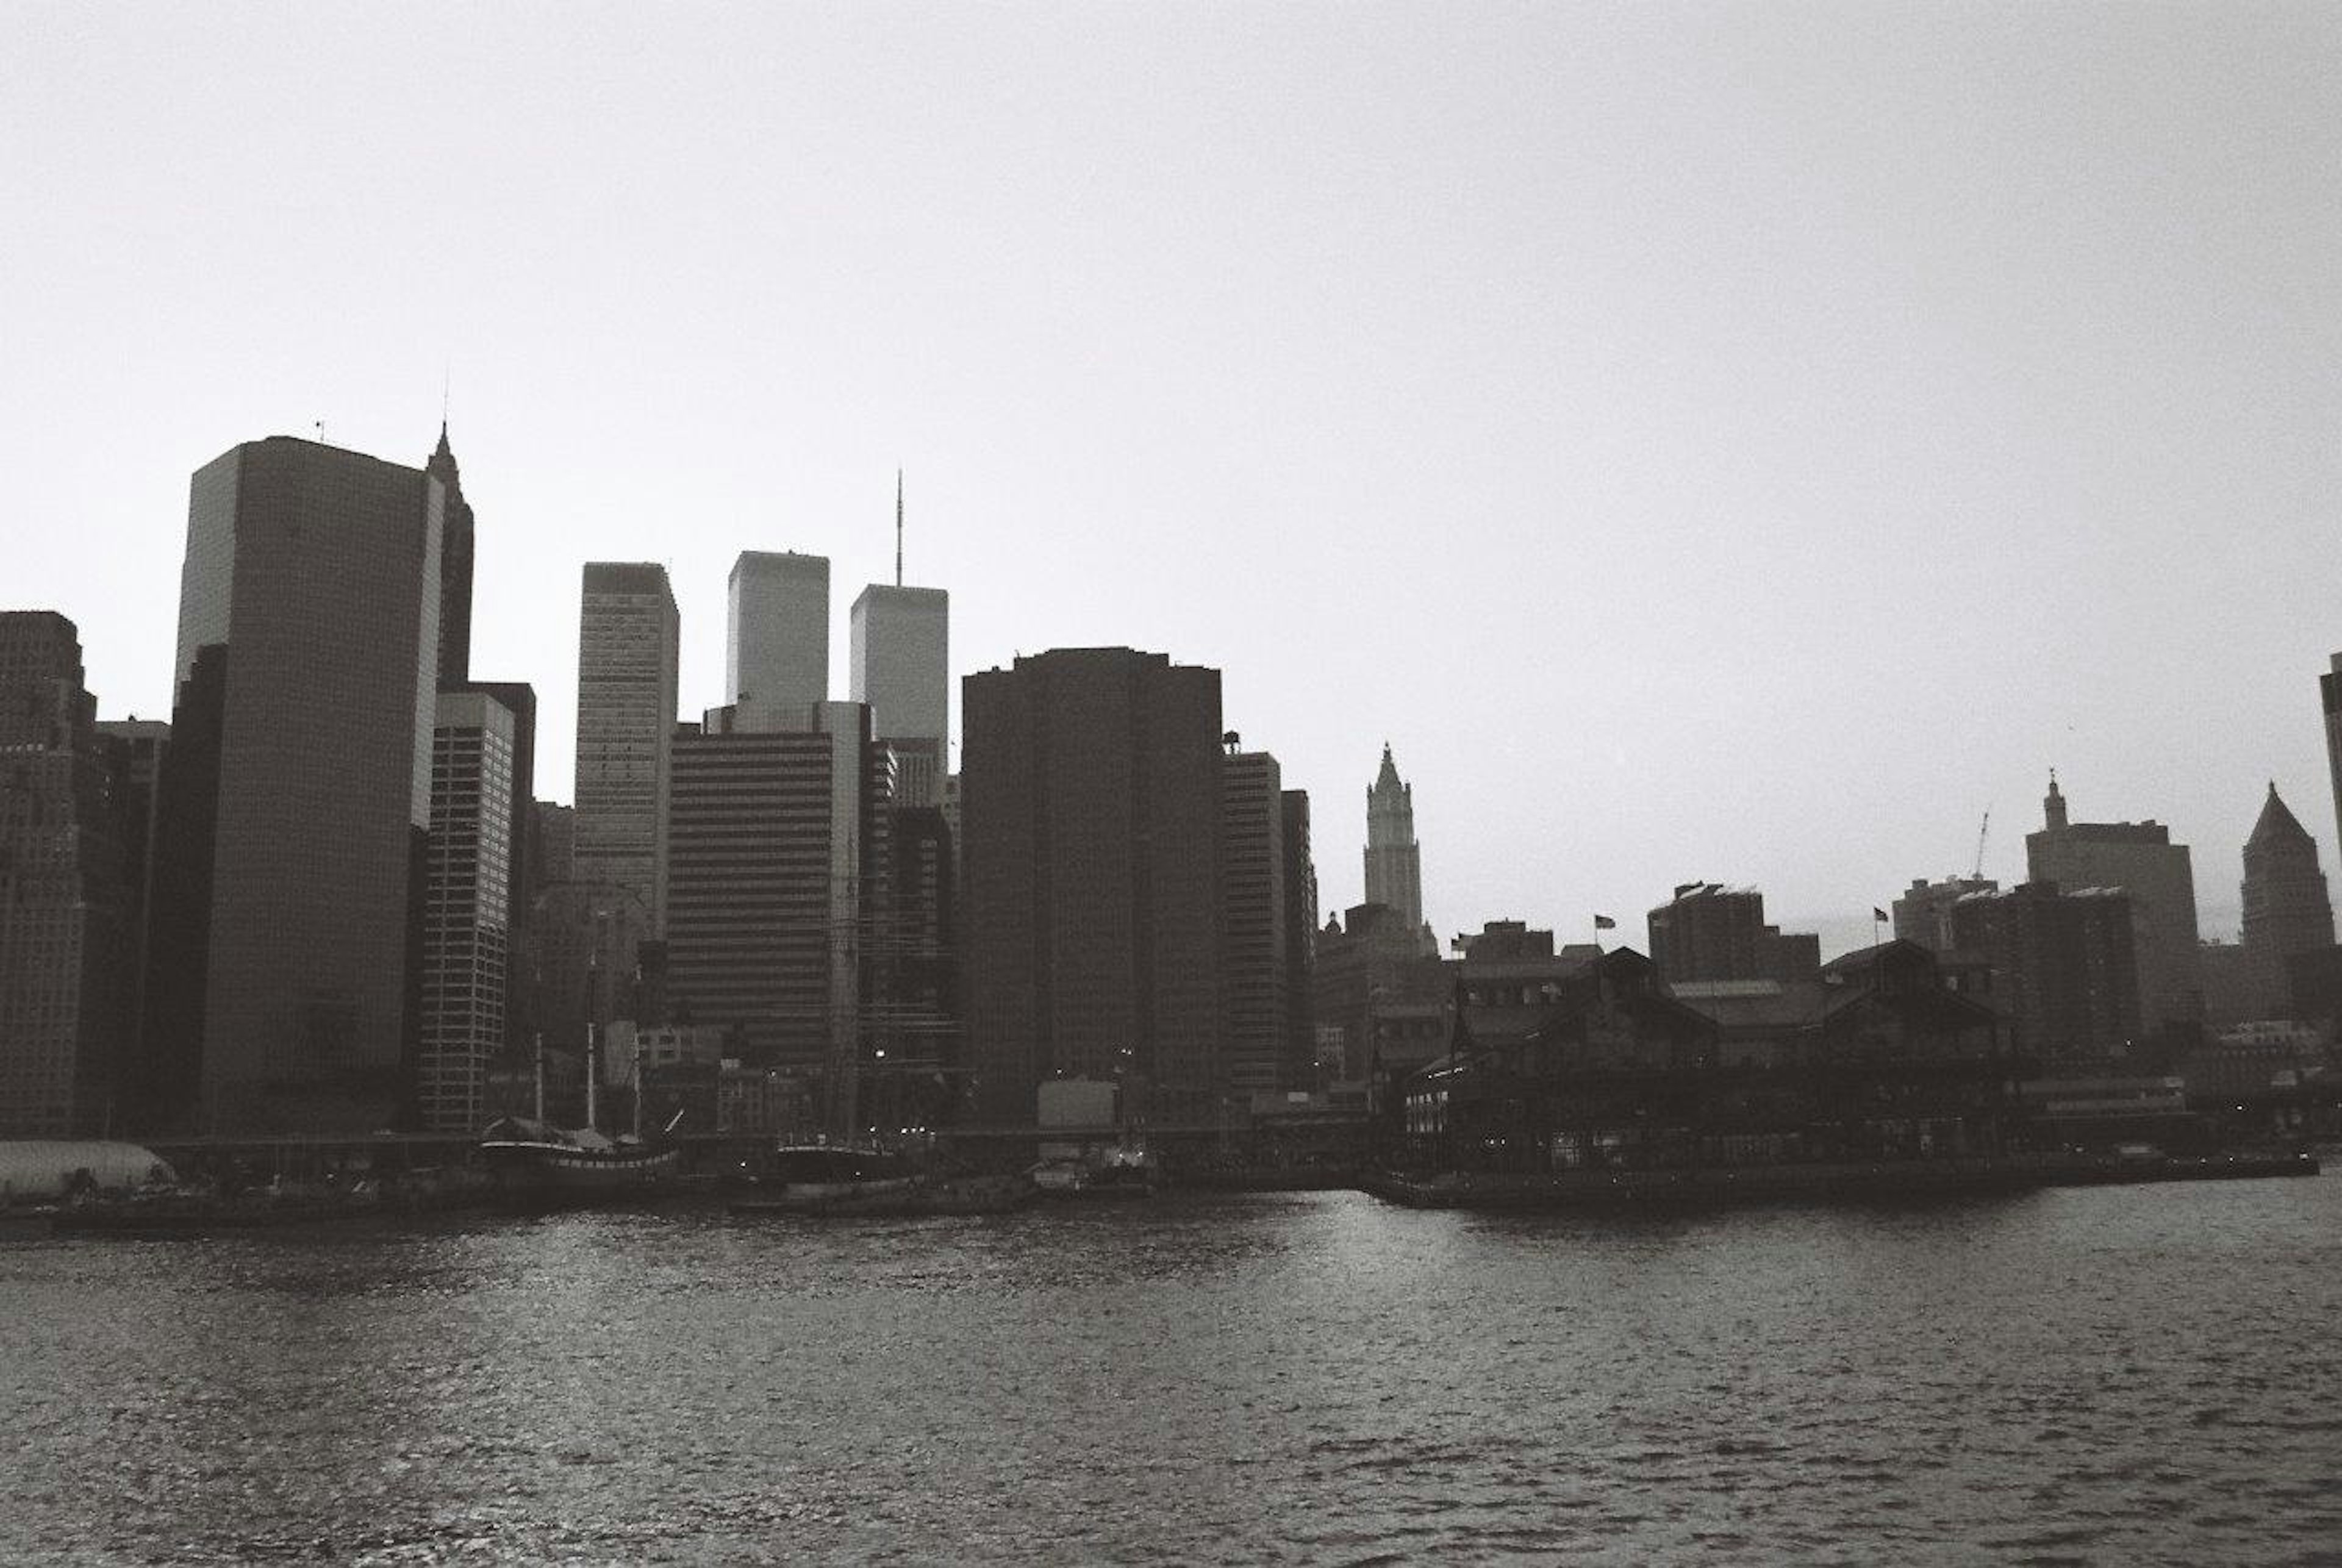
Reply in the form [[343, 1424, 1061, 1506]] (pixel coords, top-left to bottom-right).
[[1972, 808, 1991, 880]]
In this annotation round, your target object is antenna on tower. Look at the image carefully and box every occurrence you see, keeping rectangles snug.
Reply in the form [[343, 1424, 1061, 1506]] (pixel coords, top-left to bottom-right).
[[895, 468, 904, 587]]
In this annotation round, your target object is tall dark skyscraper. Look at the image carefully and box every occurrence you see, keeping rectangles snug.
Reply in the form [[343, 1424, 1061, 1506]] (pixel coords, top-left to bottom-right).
[[1364, 743, 1433, 954], [2323, 653, 2342, 867], [148, 437, 443, 1133], [0, 612, 134, 1136], [2240, 782, 2334, 1016], [1280, 788, 1319, 1089], [575, 564, 679, 934], [419, 690, 517, 1131], [1222, 749, 1291, 1098], [427, 423, 474, 688], [962, 648, 1225, 1123]]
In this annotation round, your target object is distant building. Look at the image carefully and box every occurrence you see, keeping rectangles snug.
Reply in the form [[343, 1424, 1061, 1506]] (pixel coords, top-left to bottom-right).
[[92, 717, 168, 1072], [2239, 782, 2334, 1017], [1948, 881, 2140, 1071], [418, 690, 516, 1132], [850, 576, 948, 809], [1364, 743, 1435, 956], [534, 801, 575, 888], [2197, 939, 2257, 1027], [575, 563, 679, 934], [2024, 775, 2202, 1039], [869, 804, 960, 1129], [1456, 921, 1604, 1053], [528, 880, 652, 1068], [1891, 876, 1997, 954], [961, 648, 1225, 1123], [0, 613, 134, 1136], [1311, 903, 1444, 1089], [145, 437, 445, 1134], [1647, 883, 1821, 986], [728, 551, 828, 731]]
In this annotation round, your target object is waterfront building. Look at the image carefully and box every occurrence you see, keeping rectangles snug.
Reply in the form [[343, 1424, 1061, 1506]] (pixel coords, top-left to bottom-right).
[[145, 437, 443, 1134], [1222, 750, 1291, 1098], [2024, 775, 2202, 1040], [575, 563, 679, 934], [2240, 782, 2334, 1017], [1647, 883, 1822, 986], [850, 575, 948, 809], [1456, 921, 1606, 1050], [728, 551, 828, 732], [1891, 875, 1998, 954], [1406, 942, 2014, 1171], [961, 648, 1225, 1123], [869, 803, 960, 1129], [664, 702, 891, 1127], [1948, 881, 2141, 1071], [1280, 789, 1318, 1090], [1364, 743, 1436, 957], [0, 613, 134, 1136], [418, 690, 516, 1132]]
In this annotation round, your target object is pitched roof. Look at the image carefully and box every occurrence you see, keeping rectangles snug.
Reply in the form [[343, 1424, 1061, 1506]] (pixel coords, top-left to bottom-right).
[[2247, 782, 2315, 853]]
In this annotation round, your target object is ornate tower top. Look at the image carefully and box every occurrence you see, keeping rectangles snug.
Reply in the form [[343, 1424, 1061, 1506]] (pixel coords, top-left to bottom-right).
[[2044, 770, 2068, 832]]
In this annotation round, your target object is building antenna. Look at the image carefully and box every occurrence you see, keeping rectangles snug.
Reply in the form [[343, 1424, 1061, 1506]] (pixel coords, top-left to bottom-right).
[[442, 361, 451, 427], [895, 468, 904, 587]]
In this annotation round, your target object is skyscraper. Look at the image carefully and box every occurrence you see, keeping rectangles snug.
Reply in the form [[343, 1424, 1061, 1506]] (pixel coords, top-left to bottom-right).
[[728, 551, 828, 731], [850, 584, 948, 807], [1280, 788, 1319, 1090], [575, 563, 679, 934], [427, 423, 473, 687], [419, 690, 515, 1131], [1949, 882, 2141, 1070], [2322, 653, 2342, 865], [1221, 749, 1290, 1098], [0, 612, 134, 1136], [962, 648, 1225, 1123], [2025, 775, 2202, 1039], [851, 474, 950, 808], [1364, 743, 1434, 956], [148, 437, 443, 1133], [2240, 782, 2334, 1016]]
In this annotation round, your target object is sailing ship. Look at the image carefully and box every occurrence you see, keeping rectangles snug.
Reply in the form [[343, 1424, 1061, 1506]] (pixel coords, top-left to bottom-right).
[[479, 1014, 680, 1204]]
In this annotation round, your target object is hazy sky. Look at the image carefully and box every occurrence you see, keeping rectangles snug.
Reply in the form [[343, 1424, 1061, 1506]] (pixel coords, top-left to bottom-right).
[[9, 2, 2339, 953]]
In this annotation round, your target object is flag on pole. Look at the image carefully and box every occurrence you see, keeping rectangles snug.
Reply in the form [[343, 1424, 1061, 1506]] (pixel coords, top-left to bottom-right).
[[1593, 914, 1616, 930], [1872, 908, 1889, 923]]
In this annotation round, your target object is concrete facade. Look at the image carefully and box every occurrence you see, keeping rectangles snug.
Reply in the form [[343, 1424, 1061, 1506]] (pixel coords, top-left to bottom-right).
[[574, 563, 678, 934], [727, 551, 828, 732], [850, 582, 948, 807]]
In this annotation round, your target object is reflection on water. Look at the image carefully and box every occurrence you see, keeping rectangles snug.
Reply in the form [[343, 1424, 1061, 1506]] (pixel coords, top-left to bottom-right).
[[5, 1178, 2340, 1564]]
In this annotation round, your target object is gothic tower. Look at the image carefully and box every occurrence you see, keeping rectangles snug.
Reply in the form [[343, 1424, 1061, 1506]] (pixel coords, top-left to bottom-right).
[[1364, 743, 1434, 956], [2241, 781, 2334, 1015]]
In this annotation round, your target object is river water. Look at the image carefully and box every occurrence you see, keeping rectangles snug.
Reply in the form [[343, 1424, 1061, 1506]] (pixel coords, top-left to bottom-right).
[[5, 1175, 2340, 1565]]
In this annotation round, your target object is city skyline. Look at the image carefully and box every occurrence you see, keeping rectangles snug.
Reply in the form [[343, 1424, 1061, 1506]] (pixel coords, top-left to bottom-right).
[[9, 5, 2339, 945]]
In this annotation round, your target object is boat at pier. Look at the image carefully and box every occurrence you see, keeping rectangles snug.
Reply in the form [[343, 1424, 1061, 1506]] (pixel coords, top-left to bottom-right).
[[478, 1024, 680, 1205]]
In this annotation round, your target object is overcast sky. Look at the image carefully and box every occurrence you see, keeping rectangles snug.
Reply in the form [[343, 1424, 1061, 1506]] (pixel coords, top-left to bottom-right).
[[9, 2, 2338, 953]]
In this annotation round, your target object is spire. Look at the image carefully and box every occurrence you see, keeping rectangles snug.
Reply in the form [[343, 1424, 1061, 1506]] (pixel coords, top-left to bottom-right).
[[895, 468, 904, 589], [2044, 770, 2067, 831], [2248, 782, 2314, 852]]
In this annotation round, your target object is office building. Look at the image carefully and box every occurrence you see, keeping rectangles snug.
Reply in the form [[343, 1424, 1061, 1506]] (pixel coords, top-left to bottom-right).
[[0, 613, 134, 1136], [664, 702, 890, 1129], [2025, 775, 2202, 1039], [1891, 875, 1998, 954], [1222, 750, 1291, 1097], [728, 551, 828, 731], [418, 690, 515, 1131], [1280, 789, 1318, 1090], [2322, 653, 2342, 864], [1364, 743, 1435, 956], [2240, 782, 2334, 1016], [146, 437, 443, 1133], [427, 423, 474, 687], [93, 716, 168, 1072], [1647, 883, 1822, 986], [575, 563, 678, 933], [851, 582, 948, 807], [1949, 881, 2141, 1070], [962, 648, 1225, 1123]]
